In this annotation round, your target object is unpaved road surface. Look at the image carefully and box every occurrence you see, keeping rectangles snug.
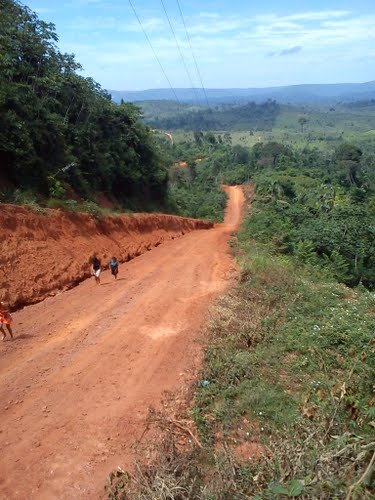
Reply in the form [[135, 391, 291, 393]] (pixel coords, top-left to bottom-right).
[[0, 186, 244, 499]]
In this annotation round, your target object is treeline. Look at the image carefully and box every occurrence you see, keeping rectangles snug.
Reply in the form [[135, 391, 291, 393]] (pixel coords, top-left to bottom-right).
[[344, 99, 375, 109], [144, 100, 280, 131], [0, 0, 168, 208]]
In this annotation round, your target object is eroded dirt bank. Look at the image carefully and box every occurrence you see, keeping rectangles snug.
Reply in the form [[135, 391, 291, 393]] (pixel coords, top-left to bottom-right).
[[0, 205, 212, 308], [0, 186, 244, 500]]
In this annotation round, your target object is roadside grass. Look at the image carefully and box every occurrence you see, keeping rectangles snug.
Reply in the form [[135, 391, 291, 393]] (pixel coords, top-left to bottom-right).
[[46, 198, 115, 219], [191, 238, 375, 498]]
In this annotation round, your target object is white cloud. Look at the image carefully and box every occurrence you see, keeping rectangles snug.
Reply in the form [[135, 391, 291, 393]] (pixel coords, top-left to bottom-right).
[[198, 12, 220, 19], [59, 8, 375, 89], [278, 10, 350, 22], [126, 17, 165, 33], [66, 0, 106, 5], [34, 7, 55, 14]]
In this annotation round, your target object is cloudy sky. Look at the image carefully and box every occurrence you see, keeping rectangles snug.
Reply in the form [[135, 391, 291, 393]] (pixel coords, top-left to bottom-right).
[[26, 0, 375, 91]]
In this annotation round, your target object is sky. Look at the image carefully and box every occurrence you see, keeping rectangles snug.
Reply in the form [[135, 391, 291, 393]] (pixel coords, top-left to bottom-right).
[[25, 0, 375, 91]]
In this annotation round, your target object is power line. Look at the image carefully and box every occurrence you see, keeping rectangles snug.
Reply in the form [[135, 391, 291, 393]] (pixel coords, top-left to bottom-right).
[[160, 0, 201, 106], [175, 0, 210, 108], [128, 0, 180, 103]]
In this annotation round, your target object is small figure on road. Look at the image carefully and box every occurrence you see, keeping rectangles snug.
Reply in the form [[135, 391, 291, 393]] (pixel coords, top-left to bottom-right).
[[90, 254, 102, 285], [109, 257, 119, 279], [0, 301, 14, 341]]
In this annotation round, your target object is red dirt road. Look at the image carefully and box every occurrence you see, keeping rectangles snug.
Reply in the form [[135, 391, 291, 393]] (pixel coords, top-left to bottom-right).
[[0, 186, 244, 499]]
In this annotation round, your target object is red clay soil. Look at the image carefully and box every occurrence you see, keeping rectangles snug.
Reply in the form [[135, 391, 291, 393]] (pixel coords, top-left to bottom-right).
[[0, 186, 244, 500], [0, 206, 212, 308]]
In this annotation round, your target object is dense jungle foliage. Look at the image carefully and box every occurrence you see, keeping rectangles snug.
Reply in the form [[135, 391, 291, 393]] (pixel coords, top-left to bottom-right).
[[143, 100, 280, 131], [0, 0, 168, 208], [246, 142, 375, 290]]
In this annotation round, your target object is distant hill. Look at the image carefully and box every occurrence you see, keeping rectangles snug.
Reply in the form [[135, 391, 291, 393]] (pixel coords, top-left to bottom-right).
[[109, 81, 375, 105]]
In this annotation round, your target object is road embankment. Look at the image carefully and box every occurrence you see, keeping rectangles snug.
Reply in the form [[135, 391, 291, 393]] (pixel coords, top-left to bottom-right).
[[0, 205, 213, 308]]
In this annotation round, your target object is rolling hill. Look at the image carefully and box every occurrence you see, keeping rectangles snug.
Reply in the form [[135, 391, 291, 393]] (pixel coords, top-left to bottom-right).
[[110, 80, 375, 105]]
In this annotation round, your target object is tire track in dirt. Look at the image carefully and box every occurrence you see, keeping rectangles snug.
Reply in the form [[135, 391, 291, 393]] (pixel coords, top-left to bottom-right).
[[0, 186, 244, 500]]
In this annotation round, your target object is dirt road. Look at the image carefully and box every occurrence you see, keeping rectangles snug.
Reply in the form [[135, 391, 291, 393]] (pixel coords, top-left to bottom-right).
[[0, 186, 244, 499]]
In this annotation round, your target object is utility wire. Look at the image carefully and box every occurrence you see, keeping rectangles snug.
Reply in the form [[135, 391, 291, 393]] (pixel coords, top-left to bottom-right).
[[175, 0, 210, 107], [128, 0, 180, 103], [160, 0, 201, 106]]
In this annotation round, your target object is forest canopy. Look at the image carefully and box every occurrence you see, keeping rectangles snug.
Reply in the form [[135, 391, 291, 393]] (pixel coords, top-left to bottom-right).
[[142, 100, 280, 131], [0, 0, 168, 206]]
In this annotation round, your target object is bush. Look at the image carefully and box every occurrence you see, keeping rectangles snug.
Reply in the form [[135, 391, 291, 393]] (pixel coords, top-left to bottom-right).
[[79, 200, 104, 219]]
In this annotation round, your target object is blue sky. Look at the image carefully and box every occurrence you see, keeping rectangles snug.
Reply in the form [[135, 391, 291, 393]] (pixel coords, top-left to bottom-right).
[[26, 0, 375, 91]]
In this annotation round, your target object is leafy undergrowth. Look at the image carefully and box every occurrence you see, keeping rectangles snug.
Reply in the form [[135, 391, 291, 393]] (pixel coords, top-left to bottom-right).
[[107, 244, 375, 499]]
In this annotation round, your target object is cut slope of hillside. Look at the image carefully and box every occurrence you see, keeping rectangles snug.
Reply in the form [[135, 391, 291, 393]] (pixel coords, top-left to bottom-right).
[[0, 205, 212, 308]]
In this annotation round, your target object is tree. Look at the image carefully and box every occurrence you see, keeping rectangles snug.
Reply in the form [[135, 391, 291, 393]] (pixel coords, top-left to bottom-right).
[[205, 132, 217, 145], [253, 142, 292, 169], [298, 116, 308, 133], [223, 132, 232, 145], [334, 144, 363, 187], [194, 131, 203, 146], [232, 145, 250, 165]]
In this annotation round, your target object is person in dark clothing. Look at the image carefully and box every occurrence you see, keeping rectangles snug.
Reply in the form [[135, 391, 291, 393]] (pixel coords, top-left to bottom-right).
[[91, 254, 102, 285], [109, 257, 119, 279]]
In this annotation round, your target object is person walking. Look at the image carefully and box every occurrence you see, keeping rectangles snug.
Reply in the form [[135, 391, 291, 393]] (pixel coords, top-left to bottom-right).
[[91, 254, 102, 285], [0, 301, 14, 341], [109, 257, 119, 279]]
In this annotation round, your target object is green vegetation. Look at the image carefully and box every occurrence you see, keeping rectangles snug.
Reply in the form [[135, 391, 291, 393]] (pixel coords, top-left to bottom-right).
[[145, 101, 375, 154], [2, 5, 374, 495], [246, 144, 375, 290], [162, 131, 255, 220], [142, 100, 280, 131], [0, 0, 168, 210], [167, 135, 375, 289], [225, 104, 375, 154], [188, 241, 375, 498]]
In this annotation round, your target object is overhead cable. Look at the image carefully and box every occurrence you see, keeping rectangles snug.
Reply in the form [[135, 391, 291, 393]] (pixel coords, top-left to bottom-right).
[[175, 0, 210, 107], [128, 0, 180, 103], [160, 0, 201, 106]]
